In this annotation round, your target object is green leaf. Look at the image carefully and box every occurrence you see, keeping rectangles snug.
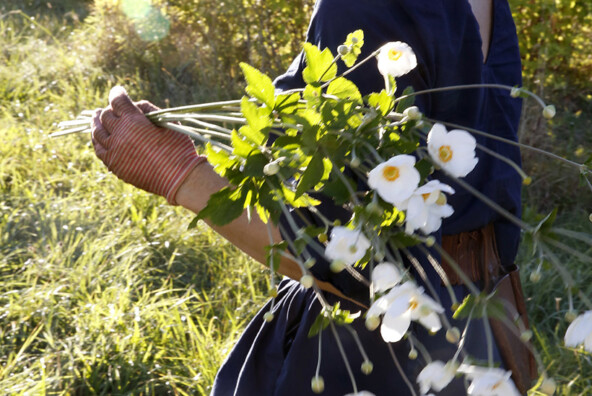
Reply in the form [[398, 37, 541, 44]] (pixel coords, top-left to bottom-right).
[[240, 63, 276, 109], [302, 42, 337, 84], [395, 85, 416, 113], [240, 97, 271, 144], [303, 84, 322, 108], [485, 295, 507, 321], [232, 129, 257, 158], [452, 294, 477, 319], [282, 184, 320, 208], [295, 151, 325, 198], [321, 173, 356, 206], [242, 152, 269, 177], [415, 158, 434, 181], [367, 90, 395, 116], [275, 92, 301, 114], [308, 312, 330, 337], [265, 242, 286, 272], [341, 29, 364, 67], [197, 186, 247, 226], [205, 143, 239, 177], [327, 77, 362, 104], [187, 215, 200, 230], [257, 182, 283, 225]]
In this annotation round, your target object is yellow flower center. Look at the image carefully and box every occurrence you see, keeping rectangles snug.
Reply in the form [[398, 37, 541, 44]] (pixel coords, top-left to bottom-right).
[[492, 380, 503, 390], [438, 145, 453, 163], [421, 193, 431, 201], [382, 165, 400, 181], [408, 298, 419, 311], [388, 49, 403, 61]]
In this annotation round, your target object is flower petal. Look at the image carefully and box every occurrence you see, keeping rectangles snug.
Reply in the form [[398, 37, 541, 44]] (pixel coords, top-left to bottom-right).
[[381, 310, 411, 342], [372, 262, 402, 293]]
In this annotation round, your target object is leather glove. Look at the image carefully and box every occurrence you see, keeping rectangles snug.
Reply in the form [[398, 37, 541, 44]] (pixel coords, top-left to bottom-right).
[[91, 86, 205, 204]]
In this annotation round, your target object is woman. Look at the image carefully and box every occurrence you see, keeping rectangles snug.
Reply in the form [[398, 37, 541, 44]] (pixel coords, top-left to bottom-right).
[[91, 0, 528, 394]]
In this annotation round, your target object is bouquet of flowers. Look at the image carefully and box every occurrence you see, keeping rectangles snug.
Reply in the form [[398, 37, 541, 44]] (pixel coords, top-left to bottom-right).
[[55, 30, 592, 396]]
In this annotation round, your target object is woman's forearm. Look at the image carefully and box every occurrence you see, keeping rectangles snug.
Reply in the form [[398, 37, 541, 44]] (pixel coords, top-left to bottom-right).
[[175, 163, 361, 305]]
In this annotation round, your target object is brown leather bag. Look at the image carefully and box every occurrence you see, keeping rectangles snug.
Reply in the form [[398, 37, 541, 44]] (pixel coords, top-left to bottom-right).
[[441, 224, 537, 395]]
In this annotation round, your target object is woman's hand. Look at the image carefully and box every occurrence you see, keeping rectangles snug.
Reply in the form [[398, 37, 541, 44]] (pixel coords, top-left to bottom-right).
[[91, 86, 205, 204]]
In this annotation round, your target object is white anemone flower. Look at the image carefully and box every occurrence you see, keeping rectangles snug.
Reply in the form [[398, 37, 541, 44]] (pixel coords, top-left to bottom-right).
[[371, 262, 403, 293], [417, 360, 457, 395], [366, 281, 444, 343], [344, 392, 376, 396], [564, 310, 592, 352], [325, 227, 371, 266], [427, 123, 478, 178], [458, 365, 520, 396], [368, 155, 420, 207], [376, 41, 417, 78], [399, 180, 455, 234]]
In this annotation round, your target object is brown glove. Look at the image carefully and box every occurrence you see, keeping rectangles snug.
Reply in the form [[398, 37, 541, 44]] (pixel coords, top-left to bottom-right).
[[91, 86, 205, 204]]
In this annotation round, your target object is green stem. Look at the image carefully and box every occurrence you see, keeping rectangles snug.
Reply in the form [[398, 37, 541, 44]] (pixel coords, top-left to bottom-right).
[[147, 99, 243, 116], [393, 83, 548, 109], [320, 48, 381, 89], [386, 342, 418, 396], [329, 321, 358, 394]]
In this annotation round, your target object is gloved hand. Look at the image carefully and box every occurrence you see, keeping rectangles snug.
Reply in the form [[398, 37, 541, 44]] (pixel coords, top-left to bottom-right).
[[91, 86, 205, 204]]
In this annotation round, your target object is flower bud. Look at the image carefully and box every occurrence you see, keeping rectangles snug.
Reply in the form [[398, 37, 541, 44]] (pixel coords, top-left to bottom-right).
[[522, 176, 532, 186], [300, 274, 314, 289], [263, 312, 274, 322], [318, 233, 328, 243], [338, 45, 350, 56], [269, 288, 278, 298], [365, 315, 381, 331], [361, 360, 374, 375], [446, 327, 461, 344], [408, 349, 418, 360], [520, 329, 533, 342], [510, 87, 521, 98], [565, 310, 578, 323], [425, 236, 436, 247], [351, 37, 359, 45], [311, 376, 325, 394], [540, 377, 557, 395], [263, 161, 280, 176], [350, 156, 361, 168], [333, 219, 342, 227], [304, 258, 317, 269], [330, 259, 346, 273], [403, 106, 422, 120], [373, 251, 385, 262], [542, 105, 556, 119], [529, 270, 541, 283]]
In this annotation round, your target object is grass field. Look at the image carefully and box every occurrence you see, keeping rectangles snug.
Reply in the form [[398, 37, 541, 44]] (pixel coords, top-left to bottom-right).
[[1, 1, 591, 395]]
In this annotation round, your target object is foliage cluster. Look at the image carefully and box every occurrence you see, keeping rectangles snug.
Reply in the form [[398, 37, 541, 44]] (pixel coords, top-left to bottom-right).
[[81, 0, 311, 105], [510, 0, 592, 103]]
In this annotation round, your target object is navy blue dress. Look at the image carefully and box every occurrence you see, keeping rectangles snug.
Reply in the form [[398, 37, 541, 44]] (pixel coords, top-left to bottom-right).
[[211, 0, 523, 394]]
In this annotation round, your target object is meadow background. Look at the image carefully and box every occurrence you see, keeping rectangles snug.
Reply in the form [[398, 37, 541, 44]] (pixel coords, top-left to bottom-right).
[[0, 0, 590, 394]]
